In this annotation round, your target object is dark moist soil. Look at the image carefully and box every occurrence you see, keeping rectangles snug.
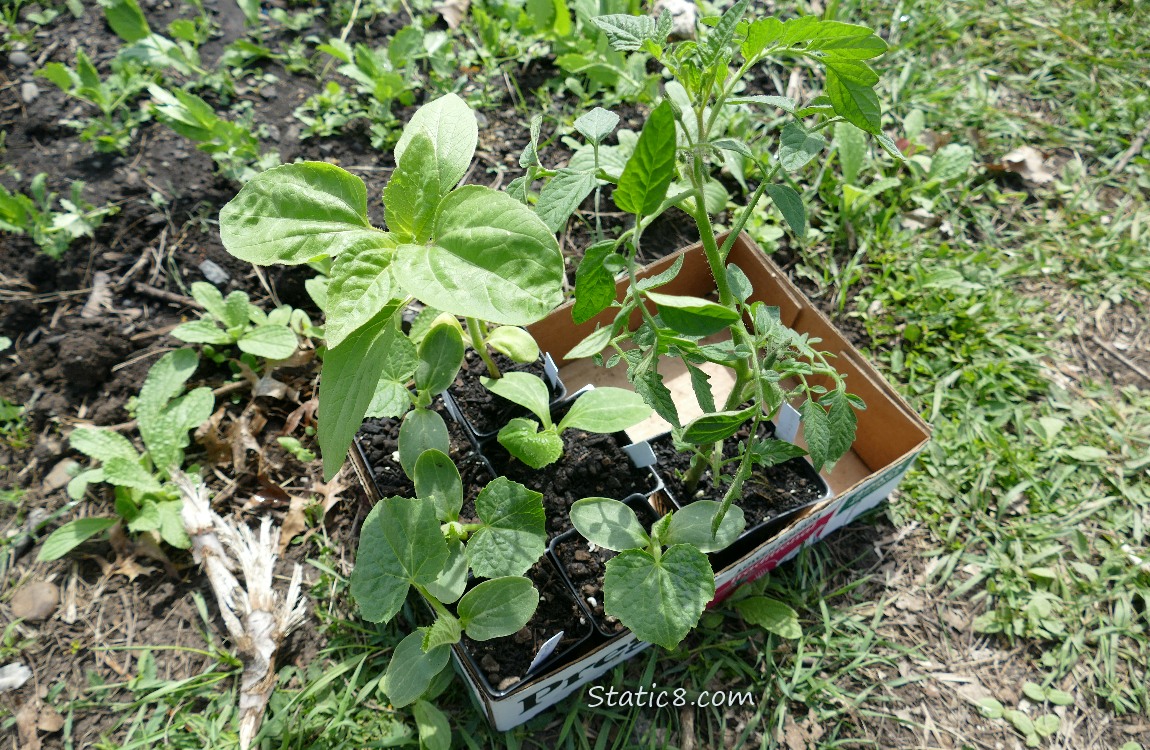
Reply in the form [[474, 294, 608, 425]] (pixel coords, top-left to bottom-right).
[[552, 499, 660, 636], [483, 422, 657, 538], [447, 352, 561, 438], [354, 401, 491, 510], [651, 422, 826, 530], [459, 558, 588, 693]]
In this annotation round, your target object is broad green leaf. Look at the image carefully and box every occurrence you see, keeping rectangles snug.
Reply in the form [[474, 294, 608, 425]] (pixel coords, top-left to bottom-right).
[[237, 325, 298, 360], [480, 372, 552, 425], [834, 122, 868, 185], [800, 398, 832, 471], [665, 501, 745, 552], [486, 327, 539, 364], [414, 449, 463, 522], [741, 17, 783, 59], [350, 497, 449, 624], [422, 614, 463, 652], [574, 107, 620, 144], [415, 322, 464, 396], [382, 631, 451, 707], [171, 319, 233, 346], [535, 168, 596, 233], [38, 517, 117, 561], [223, 291, 251, 329], [235, 0, 260, 25], [383, 132, 444, 242], [70, 428, 140, 464], [573, 241, 618, 325], [153, 387, 213, 466], [570, 497, 649, 552], [101, 0, 150, 43], [614, 100, 676, 216], [1046, 689, 1074, 706], [680, 408, 755, 445], [1022, 682, 1046, 702], [324, 237, 398, 348], [366, 326, 416, 419], [467, 477, 546, 578], [824, 59, 881, 134], [392, 186, 564, 326], [219, 162, 386, 265], [1004, 709, 1035, 736], [557, 387, 651, 434], [156, 500, 191, 548], [777, 122, 826, 172], [137, 349, 201, 469], [398, 409, 450, 479], [750, 438, 808, 468], [736, 596, 801, 638], [413, 700, 452, 750], [806, 25, 886, 59], [394, 93, 478, 192], [590, 13, 665, 51], [765, 184, 806, 240], [458, 576, 538, 640], [424, 538, 467, 603], [565, 325, 613, 360], [712, 138, 754, 158], [725, 264, 753, 302], [497, 419, 564, 469], [318, 303, 403, 480], [189, 282, 231, 323], [928, 143, 974, 183], [1033, 715, 1060, 738], [604, 545, 714, 650], [645, 291, 741, 337]]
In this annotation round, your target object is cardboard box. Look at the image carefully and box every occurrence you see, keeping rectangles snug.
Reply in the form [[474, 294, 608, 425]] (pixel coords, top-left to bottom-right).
[[356, 233, 931, 730]]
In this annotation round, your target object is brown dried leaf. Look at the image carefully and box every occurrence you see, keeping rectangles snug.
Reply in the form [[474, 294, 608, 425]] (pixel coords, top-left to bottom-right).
[[1000, 146, 1054, 185], [16, 700, 42, 750], [283, 397, 318, 438], [196, 407, 232, 467], [312, 468, 351, 516], [435, 0, 469, 29], [279, 495, 313, 554], [37, 706, 64, 733]]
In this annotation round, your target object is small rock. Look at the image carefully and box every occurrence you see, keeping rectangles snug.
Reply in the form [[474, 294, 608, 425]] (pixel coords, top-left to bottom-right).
[[574, 549, 592, 562], [0, 663, 32, 692], [512, 627, 531, 644], [568, 563, 588, 577], [266, 124, 281, 142], [480, 655, 499, 673], [260, 86, 277, 100], [11, 581, 59, 622], [581, 584, 596, 596], [20, 82, 39, 104], [42, 459, 77, 494], [145, 213, 167, 227], [498, 677, 519, 691], [198, 259, 230, 285], [9, 51, 31, 67]]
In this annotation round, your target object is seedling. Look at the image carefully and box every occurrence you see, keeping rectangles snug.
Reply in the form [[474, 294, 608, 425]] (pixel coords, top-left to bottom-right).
[[218, 93, 566, 480], [40, 349, 214, 560], [37, 50, 154, 154], [171, 282, 304, 362], [147, 85, 279, 183], [0, 173, 119, 259], [482, 373, 651, 469], [568, 496, 745, 648], [351, 441, 548, 706]]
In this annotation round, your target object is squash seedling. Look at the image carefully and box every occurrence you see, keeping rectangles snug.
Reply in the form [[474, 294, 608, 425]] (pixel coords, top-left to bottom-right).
[[568, 496, 745, 649], [481, 373, 652, 469]]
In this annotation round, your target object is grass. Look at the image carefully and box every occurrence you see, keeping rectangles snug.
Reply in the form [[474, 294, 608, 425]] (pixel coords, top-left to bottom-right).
[[8, 0, 1148, 747]]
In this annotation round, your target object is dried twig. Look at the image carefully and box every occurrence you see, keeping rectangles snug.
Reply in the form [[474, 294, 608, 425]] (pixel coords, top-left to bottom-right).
[[1114, 120, 1150, 173], [174, 472, 307, 750]]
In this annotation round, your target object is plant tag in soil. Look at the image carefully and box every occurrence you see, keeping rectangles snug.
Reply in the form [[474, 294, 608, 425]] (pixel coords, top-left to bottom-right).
[[774, 403, 802, 443], [526, 631, 565, 675], [622, 440, 657, 468]]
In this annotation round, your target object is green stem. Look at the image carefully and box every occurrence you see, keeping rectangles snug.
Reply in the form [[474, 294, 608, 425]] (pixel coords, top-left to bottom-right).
[[466, 317, 501, 378], [416, 585, 451, 618]]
